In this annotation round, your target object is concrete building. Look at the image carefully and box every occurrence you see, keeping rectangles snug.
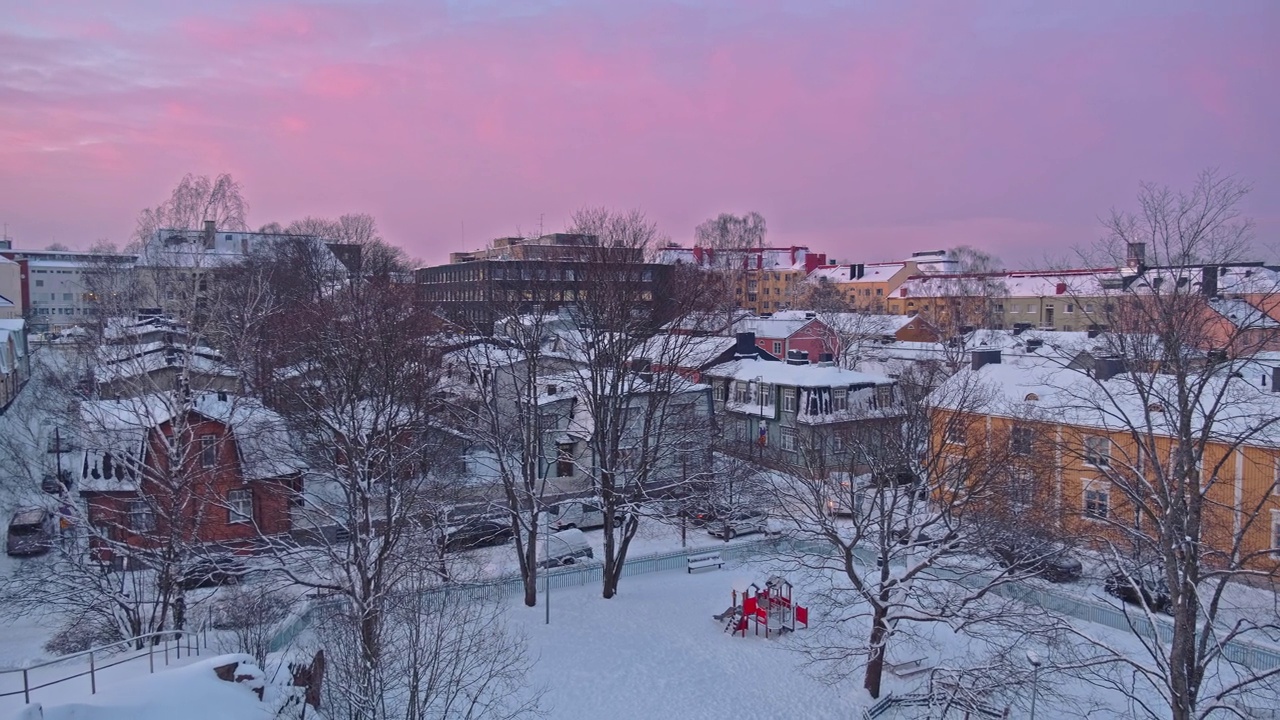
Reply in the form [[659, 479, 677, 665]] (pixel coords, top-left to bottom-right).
[[656, 244, 828, 315], [0, 247, 138, 331]]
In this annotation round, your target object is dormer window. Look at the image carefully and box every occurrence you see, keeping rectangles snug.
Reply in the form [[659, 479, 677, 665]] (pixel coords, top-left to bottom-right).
[[546, 384, 558, 395], [832, 388, 848, 412]]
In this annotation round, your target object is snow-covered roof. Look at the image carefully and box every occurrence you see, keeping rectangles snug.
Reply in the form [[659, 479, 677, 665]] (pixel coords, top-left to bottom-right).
[[705, 358, 891, 388], [807, 263, 906, 285], [75, 393, 303, 492], [730, 316, 823, 340], [1206, 298, 1280, 330], [932, 353, 1280, 446], [635, 334, 736, 369]]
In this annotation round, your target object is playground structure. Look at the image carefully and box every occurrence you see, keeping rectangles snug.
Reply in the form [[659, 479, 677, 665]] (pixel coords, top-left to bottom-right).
[[714, 575, 809, 638]]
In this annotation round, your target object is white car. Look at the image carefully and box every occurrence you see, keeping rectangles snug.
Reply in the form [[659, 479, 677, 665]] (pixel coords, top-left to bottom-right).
[[706, 510, 770, 540]]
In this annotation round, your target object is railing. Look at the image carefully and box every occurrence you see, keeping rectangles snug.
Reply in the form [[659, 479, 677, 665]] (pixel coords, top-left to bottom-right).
[[0, 628, 206, 705]]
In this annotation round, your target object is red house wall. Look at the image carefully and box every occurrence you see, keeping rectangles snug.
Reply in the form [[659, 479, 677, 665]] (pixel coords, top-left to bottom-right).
[[82, 411, 295, 557]]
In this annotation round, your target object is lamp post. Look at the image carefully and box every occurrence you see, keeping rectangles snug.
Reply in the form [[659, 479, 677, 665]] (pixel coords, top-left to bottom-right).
[[1027, 650, 1042, 720]]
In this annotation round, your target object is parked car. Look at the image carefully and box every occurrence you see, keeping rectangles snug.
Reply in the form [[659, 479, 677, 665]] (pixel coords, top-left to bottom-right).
[[179, 555, 248, 590], [6, 507, 54, 557], [707, 510, 770, 540], [682, 502, 730, 528], [992, 539, 1083, 583], [540, 528, 594, 567], [1104, 571, 1173, 614], [443, 516, 513, 551], [547, 500, 618, 531]]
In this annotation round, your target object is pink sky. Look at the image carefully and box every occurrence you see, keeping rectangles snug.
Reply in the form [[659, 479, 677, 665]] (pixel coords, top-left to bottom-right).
[[1, 1, 1277, 267]]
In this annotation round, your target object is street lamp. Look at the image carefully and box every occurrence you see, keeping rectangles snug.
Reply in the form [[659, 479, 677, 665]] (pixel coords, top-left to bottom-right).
[[1027, 650, 1042, 720]]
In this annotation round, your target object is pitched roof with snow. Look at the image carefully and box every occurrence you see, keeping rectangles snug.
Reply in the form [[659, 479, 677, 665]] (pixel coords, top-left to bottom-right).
[[704, 357, 891, 388]]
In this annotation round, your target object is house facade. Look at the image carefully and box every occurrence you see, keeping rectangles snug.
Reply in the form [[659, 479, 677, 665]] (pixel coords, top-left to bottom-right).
[[931, 351, 1280, 571], [76, 395, 301, 562], [704, 357, 900, 477]]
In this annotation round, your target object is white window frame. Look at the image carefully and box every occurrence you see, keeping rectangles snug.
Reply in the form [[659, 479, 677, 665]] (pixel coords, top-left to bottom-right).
[[946, 423, 966, 446], [201, 434, 217, 468], [228, 488, 253, 524], [1065, 304, 1075, 314], [129, 500, 155, 532], [772, 341, 783, 355], [832, 388, 848, 413], [1083, 480, 1110, 521], [782, 390, 795, 413], [1272, 510, 1280, 556], [1009, 305, 1019, 314], [874, 385, 893, 409], [1084, 436, 1111, 468], [781, 427, 798, 452], [1010, 469, 1034, 508]]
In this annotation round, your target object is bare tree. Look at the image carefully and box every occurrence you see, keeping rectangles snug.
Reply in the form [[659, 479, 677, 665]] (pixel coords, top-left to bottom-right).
[[318, 570, 544, 720], [555, 208, 719, 599], [252, 276, 467, 717], [133, 173, 249, 248], [1034, 171, 1280, 719], [695, 211, 768, 253], [770, 360, 1054, 699]]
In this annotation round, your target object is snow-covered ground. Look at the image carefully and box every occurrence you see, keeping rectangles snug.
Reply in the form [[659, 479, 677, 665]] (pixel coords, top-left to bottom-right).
[[506, 554, 1154, 719]]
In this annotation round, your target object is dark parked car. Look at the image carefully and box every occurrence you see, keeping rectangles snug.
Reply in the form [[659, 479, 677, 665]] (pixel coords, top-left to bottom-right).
[[681, 503, 730, 528], [6, 508, 54, 557], [1105, 571, 1173, 614], [179, 555, 248, 590], [992, 539, 1083, 583], [443, 516, 513, 551]]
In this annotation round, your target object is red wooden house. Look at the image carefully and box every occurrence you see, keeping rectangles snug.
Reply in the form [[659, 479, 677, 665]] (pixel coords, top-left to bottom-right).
[[76, 394, 302, 561]]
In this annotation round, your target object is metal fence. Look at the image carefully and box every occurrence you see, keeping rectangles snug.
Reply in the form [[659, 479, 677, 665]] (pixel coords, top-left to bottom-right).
[[267, 536, 1280, 672], [0, 629, 207, 705]]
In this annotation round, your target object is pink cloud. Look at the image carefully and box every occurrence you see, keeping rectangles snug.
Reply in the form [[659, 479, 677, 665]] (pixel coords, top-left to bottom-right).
[[0, 1, 1275, 264]]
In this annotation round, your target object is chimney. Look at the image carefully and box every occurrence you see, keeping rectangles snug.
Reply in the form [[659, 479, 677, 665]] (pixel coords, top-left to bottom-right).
[[203, 220, 216, 250], [899, 288, 909, 297], [817, 352, 835, 366], [1202, 266, 1219, 298], [786, 350, 809, 366], [734, 332, 758, 358], [1025, 338, 1044, 352], [1094, 356, 1125, 381], [1055, 282, 1067, 295], [971, 349, 1001, 371], [1127, 242, 1146, 269]]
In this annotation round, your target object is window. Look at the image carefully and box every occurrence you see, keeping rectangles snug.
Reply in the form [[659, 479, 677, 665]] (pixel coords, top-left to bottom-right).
[[1065, 304, 1075, 314], [129, 501, 155, 532], [781, 427, 797, 452], [1272, 511, 1280, 556], [1085, 303, 1095, 314], [733, 381, 752, 405], [556, 443, 575, 478], [772, 341, 783, 355], [994, 303, 1004, 313], [1170, 444, 1201, 485], [832, 388, 848, 412], [228, 489, 252, 524], [1084, 436, 1111, 467], [1011, 426, 1034, 455], [874, 385, 893, 409], [782, 390, 795, 413], [201, 434, 217, 467], [1026, 304, 1035, 314], [1083, 481, 1110, 520], [758, 383, 772, 405], [62, 293, 73, 301], [718, 382, 729, 402], [946, 424, 966, 445], [34, 280, 43, 287], [876, 288, 883, 296], [1009, 304, 1019, 314], [1009, 470, 1034, 508]]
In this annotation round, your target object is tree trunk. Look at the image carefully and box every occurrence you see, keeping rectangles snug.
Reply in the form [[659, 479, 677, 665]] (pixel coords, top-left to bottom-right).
[[864, 604, 890, 699], [523, 531, 538, 607]]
